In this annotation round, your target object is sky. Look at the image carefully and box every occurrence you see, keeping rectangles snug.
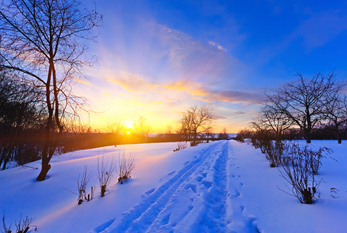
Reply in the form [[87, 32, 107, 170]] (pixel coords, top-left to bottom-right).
[[74, 0, 347, 133]]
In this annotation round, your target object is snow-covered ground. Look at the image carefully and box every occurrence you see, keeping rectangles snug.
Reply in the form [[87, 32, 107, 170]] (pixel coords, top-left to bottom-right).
[[0, 140, 346, 233]]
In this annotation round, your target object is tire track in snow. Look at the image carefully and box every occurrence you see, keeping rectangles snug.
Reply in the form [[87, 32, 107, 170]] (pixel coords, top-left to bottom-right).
[[147, 141, 229, 232], [97, 141, 225, 233]]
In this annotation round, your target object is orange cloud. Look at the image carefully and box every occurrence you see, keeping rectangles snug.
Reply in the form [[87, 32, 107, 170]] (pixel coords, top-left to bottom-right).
[[163, 80, 264, 104], [107, 72, 160, 93], [73, 78, 92, 86]]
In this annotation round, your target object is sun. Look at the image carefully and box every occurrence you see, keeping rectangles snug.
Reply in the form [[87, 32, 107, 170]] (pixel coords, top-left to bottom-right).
[[126, 130, 131, 135]]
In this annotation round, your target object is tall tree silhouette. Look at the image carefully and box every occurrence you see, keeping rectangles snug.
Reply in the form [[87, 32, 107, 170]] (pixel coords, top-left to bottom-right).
[[0, 0, 101, 180]]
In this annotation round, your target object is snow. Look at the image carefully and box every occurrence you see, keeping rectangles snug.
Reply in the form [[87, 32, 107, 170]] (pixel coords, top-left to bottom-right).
[[0, 140, 346, 233]]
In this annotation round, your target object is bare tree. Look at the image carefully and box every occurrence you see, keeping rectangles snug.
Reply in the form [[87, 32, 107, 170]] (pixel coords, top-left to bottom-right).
[[205, 127, 213, 142], [107, 119, 125, 135], [259, 105, 293, 141], [179, 106, 214, 144], [324, 93, 347, 143], [0, 0, 101, 180], [250, 117, 270, 136], [266, 72, 342, 143], [134, 116, 151, 140], [166, 124, 173, 135], [218, 128, 228, 140]]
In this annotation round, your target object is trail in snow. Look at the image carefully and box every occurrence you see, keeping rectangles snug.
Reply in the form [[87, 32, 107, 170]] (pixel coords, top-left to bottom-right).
[[226, 145, 260, 233], [91, 141, 259, 233]]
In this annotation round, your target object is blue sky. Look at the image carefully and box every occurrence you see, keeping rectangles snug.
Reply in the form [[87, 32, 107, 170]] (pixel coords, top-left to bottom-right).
[[75, 0, 347, 133]]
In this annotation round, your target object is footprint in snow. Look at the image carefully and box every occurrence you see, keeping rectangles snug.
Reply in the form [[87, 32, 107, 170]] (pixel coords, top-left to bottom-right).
[[202, 180, 212, 188], [185, 184, 197, 193], [161, 213, 171, 225], [196, 176, 203, 182], [232, 190, 241, 198]]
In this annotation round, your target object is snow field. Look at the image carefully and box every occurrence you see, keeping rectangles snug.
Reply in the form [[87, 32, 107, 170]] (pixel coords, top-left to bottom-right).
[[0, 140, 346, 233]]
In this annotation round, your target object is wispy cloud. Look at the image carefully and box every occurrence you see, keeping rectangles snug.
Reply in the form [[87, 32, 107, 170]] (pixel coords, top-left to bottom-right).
[[148, 23, 241, 83], [208, 41, 227, 51], [73, 78, 92, 86], [164, 80, 264, 104], [107, 72, 160, 93], [287, 11, 347, 50], [233, 111, 247, 115]]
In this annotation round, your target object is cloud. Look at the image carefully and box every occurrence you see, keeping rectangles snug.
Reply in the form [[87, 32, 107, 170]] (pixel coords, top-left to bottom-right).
[[105, 70, 263, 105], [164, 80, 264, 104], [287, 11, 347, 50], [208, 90, 264, 104], [233, 111, 247, 115], [73, 78, 92, 86], [213, 115, 227, 120], [208, 41, 227, 51], [107, 72, 160, 93], [148, 23, 240, 82]]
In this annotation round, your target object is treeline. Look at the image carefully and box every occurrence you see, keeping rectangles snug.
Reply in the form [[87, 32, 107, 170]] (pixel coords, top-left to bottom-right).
[[0, 72, 46, 170], [237, 72, 347, 144], [237, 126, 347, 142], [0, 130, 229, 170]]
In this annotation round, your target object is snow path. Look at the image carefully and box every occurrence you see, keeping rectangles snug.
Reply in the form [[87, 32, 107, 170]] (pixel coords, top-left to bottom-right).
[[225, 144, 260, 233], [92, 141, 259, 233]]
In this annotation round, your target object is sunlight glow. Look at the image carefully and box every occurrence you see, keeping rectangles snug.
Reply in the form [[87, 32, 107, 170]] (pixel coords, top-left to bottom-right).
[[125, 120, 134, 129], [127, 130, 131, 135]]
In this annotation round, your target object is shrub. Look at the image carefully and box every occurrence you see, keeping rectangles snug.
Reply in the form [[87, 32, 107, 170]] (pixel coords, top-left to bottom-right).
[[264, 140, 287, 167], [173, 141, 187, 152], [2, 214, 11, 233], [76, 165, 91, 204], [15, 215, 35, 233], [2, 214, 36, 233], [118, 152, 135, 184], [190, 140, 202, 147], [234, 134, 245, 143], [279, 143, 331, 204], [97, 154, 115, 197]]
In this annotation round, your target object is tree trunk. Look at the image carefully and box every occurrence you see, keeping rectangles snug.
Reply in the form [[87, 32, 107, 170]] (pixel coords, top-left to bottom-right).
[[36, 68, 53, 181], [36, 122, 52, 181], [36, 163, 51, 181], [1, 143, 14, 170], [337, 133, 342, 144], [305, 132, 311, 143], [0, 145, 9, 168]]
